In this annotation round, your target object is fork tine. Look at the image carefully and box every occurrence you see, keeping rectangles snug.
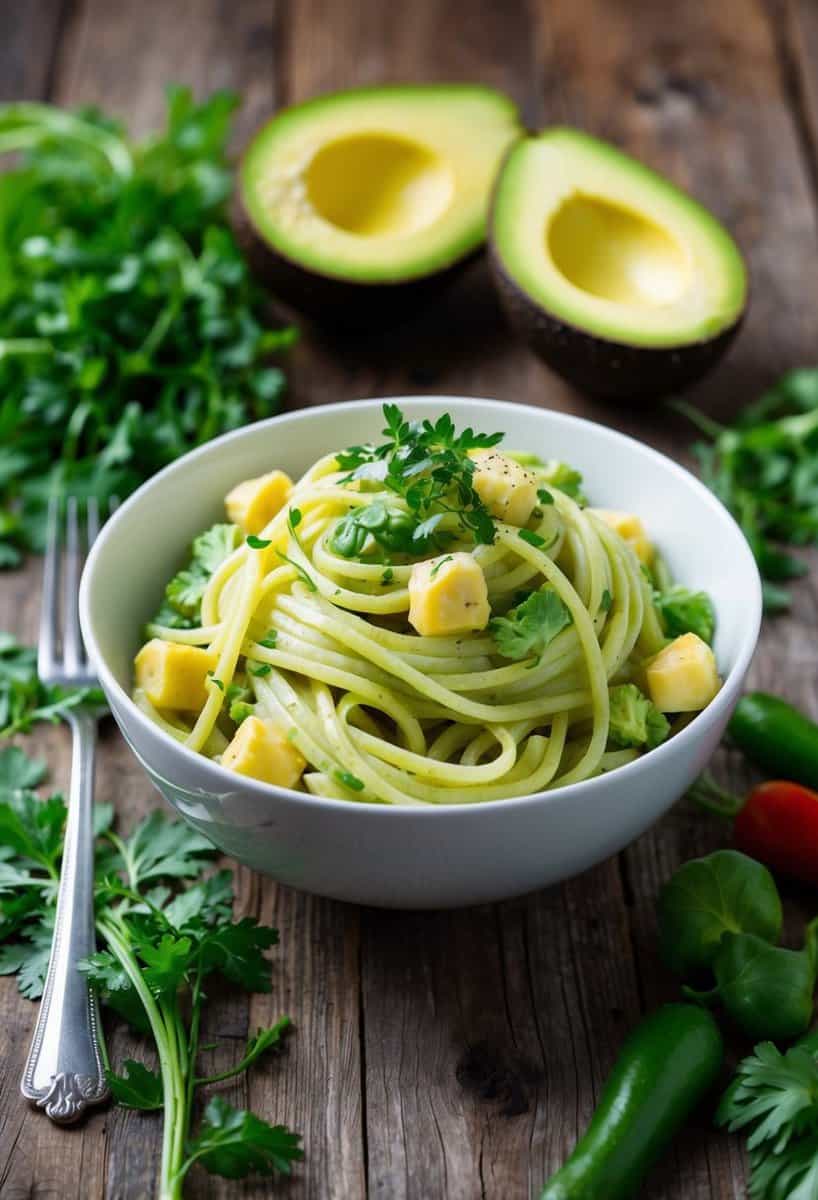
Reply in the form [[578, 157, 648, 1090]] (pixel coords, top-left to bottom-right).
[[38, 496, 60, 681], [62, 497, 83, 673]]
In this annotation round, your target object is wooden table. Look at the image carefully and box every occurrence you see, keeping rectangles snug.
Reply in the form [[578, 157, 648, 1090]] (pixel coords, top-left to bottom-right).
[[1, 1, 817, 1195]]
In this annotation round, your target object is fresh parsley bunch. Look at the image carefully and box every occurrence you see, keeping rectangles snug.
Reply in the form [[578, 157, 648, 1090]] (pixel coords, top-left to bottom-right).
[[0, 633, 105, 735], [0, 88, 295, 566], [0, 742, 302, 1197], [677, 367, 818, 613]]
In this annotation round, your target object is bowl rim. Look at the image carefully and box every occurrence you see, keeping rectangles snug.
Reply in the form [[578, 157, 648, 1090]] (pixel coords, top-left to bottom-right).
[[80, 394, 763, 819]]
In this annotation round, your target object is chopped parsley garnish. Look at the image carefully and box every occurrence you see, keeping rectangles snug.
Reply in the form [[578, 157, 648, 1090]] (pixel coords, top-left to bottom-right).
[[653, 585, 715, 644], [247, 535, 271, 550], [229, 700, 254, 725], [257, 631, 278, 649], [249, 663, 272, 678], [207, 675, 224, 692], [381, 567, 394, 585], [334, 769, 365, 792], [601, 589, 613, 612], [537, 487, 554, 506], [608, 684, 669, 750], [289, 507, 302, 528], [336, 404, 501, 548], [490, 590, 572, 666], [430, 555, 454, 578], [225, 683, 245, 703], [518, 528, 554, 550]]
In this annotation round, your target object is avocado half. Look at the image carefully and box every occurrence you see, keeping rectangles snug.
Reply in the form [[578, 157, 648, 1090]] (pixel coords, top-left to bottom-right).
[[489, 129, 748, 398], [241, 84, 522, 325]]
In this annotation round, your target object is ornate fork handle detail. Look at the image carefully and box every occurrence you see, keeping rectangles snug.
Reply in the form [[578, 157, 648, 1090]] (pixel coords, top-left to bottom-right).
[[21, 710, 109, 1122]]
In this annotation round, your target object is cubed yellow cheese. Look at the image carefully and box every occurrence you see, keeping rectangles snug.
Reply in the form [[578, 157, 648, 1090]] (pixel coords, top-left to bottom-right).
[[590, 509, 654, 565], [646, 633, 721, 712], [408, 552, 490, 637], [134, 639, 216, 711], [225, 470, 293, 535], [470, 450, 538, 527], [221, 716, 306, 788]]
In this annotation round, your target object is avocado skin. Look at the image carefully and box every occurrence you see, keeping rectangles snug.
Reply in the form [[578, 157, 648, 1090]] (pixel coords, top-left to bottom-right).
[[489, 245, 744, 400], [238, 203, 476, 330]]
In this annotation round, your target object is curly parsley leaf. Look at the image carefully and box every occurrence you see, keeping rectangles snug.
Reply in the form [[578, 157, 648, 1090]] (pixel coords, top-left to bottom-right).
[[158, 523, 240, 626], [490, 589, 572, 666], [608, 684, 669, 751], [184, 1096, 303, 1181]]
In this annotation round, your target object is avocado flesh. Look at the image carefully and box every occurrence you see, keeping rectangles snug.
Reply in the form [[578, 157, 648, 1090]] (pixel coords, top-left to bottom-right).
[[241, 84, 521, 320], [489, 129, 748, 396]]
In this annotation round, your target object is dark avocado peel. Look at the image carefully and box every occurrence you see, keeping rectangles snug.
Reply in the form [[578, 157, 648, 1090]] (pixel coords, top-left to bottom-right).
[[240, 84, 522, 326], [489, 128, 748, 398]]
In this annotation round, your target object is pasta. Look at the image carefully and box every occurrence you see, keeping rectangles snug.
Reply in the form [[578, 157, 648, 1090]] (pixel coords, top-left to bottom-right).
[[133, 406, 720, 805]]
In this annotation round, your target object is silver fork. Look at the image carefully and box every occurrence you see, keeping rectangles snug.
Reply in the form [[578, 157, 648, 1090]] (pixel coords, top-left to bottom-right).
[[20, 495, 110, 1123]]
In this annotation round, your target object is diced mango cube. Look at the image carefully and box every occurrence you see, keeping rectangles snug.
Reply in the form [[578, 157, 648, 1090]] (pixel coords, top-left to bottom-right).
[[646, 633, 721, 712], [134, 639, 217, 711], [225, 470, 293, 535], [590, 509, 654, 565], [408, 552, 490, 637], [470, 450, 538, 527], [221, 716, 306, 788]]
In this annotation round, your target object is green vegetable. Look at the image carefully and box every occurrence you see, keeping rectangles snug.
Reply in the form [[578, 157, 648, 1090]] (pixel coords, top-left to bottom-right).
[[0, 89, 295, 566], [653, 585, 716, 644], [489, 589, 572, 666], [717, 1030, 818, 1199], [0, 744, 302, 1197], [330, 500, 426, 558], [154, 523, 240, 629], [541, 1004, 723, 1200], [729, 691, 818, 790], [657, 849, 783, 975], [675, 367, 818, 613], [337, 404, 502, 547], [0, 634, 104, 736], [697, 927, 818, 1040], [607, 683, 670, 751], [538, 461, 587, 505]]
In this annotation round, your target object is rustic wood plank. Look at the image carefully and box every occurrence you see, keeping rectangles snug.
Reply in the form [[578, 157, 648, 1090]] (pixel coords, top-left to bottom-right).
[[0, 0, 67, 101], [530, 1, 818, 1195], [0, 2, 363, 1198]]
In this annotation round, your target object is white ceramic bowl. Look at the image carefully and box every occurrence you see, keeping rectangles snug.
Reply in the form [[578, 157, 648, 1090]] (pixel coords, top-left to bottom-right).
[[80, 397, 761, 909]]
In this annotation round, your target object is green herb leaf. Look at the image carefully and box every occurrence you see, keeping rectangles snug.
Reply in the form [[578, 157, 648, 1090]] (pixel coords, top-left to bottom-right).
[[185, 1095, 303, 1180], [600, 589, 613, 613], [334, 769, 365, 792], [106, 1059, 164, 1110], [654, 585, 716, 644], [657, 850, 783, 976], [489, 589, 572, 665], [249, 663, 271, 677], [0, 635, 105, 735], [247, 535, 271, 550]]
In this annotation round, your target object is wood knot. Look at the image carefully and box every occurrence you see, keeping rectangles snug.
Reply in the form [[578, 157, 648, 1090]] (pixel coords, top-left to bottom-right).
[[455, 1041, 542, 1117]]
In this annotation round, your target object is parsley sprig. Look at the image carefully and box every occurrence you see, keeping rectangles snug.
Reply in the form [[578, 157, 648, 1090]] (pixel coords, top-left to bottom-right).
[[0, 634, 104, 735], [0, 744, 302, 1196], [337, 405, 502, 549], [489, 589, 572, 667], [717, 1036, 818, 1199]]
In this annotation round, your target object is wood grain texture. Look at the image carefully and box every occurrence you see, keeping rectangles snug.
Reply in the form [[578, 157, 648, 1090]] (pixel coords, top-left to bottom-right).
[[0, 0, 816, 1195]]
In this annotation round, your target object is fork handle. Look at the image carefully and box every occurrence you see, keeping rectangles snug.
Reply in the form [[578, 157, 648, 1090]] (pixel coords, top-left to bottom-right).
[[21, 711, 110, 1122]]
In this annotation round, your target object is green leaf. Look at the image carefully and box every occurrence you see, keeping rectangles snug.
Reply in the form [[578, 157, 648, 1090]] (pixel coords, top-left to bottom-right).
[[161, 524, 240, 623], [657, 849, 783, 976], [106, 1059, 163, 1110], [607, 684, 670, 752], [138, 933, 194, 996], [199, 917, 278, 991], [187, 1096, 302, 1180], [654, 586, 716, 644], [710, 933, 816, 1041], [0, 746, 46, 797], [125, 810, 216, 885], [489, 589, 572, 665]]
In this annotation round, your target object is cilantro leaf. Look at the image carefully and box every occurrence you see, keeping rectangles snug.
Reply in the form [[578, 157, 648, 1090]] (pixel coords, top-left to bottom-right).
[[608, 684, 670, 751], [654, 585, 716, 644], [490, 590, 572, 665], [106, 1059, 163, 1110], [185, 1096, 303, 1180]]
